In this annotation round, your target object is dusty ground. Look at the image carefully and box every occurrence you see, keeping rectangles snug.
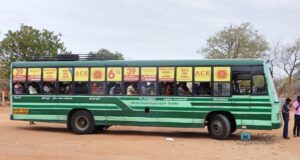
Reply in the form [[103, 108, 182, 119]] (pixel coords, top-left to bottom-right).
[[1, 104, 300, 160]]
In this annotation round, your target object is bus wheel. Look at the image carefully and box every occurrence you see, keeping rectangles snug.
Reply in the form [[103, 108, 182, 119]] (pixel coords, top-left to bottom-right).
[[70, 110, 95, 134], [208, 114, 231, 140]]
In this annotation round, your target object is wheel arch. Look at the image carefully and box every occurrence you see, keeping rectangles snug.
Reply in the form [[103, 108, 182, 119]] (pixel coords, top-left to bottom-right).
[[67, 108, 94, 130], [205, 111, 236, 130]]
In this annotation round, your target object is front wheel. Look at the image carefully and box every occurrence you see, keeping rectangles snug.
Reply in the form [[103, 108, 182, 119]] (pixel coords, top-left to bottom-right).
[[70, 110, 95, 134], [208, 114, 231, 140]]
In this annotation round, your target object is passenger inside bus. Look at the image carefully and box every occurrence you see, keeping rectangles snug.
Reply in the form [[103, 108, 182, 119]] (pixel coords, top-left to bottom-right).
[[162, 82, 174, 96], [194, 82, 212, 95], [65, 85, 72, 94], [108, 83, 121, 95], [140, 83, 148, 95], [43, 82, 55, 94], [126, 83, 138, 95], [177, 82, 192, 96], [14, 82, 25, 94], [91, 83, 105, 95], [148, 82, 156, 95], [28, 83, 38, 94]]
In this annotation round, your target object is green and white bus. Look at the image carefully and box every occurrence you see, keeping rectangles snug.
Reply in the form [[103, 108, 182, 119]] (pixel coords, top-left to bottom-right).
[[10, 59, 281, 139]]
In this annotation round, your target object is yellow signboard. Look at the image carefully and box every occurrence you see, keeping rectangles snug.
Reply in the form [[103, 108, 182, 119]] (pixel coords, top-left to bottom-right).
[[90, 67, 105, 81], [13, 68, 26, 82], [214, 67, 231, 82], [43, 68, 57, 81], [159, 67, 174, 81], [107, 67, 122, 81], [59, 68, 73, 82], [194, 67, 211, 82], [74, 68, 89, 81], [176, 67, 192, 81], [124, 67, 139, 81], [141, 67, 157, 81], [28, 68, 41, 81]]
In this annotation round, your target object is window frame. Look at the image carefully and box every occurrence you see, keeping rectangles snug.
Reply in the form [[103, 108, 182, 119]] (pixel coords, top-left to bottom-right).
[[193, 66, 212, 97], [212, 66, 232, 97]]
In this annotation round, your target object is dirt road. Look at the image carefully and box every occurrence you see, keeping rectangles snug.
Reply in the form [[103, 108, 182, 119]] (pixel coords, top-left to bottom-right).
[[1, 106, 300, 160]]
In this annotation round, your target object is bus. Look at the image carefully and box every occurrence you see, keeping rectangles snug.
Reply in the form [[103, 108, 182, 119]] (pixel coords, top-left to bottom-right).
[[10, 59, 281, 139]]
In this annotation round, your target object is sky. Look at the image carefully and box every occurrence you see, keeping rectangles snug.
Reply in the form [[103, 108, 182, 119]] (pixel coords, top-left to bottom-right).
[[0, 0, 300, 60]]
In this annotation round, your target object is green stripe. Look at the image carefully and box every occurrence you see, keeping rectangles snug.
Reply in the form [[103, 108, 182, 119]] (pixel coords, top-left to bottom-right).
[[94, 116, 203, 123], [236, 120, 271, 126], [14, 115, 67, 120]]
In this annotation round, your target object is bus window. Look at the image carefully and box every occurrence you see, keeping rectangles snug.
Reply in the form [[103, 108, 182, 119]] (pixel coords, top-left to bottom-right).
[[43, 68, 57, 94], [194, 82, 212, 96], [194, 67, 212, 96], [213, 67, 231, 96], [140, 67, 157, 95], [124, 67, 139, 96], [252, 75, 268, 95], [13, 68, 26, 94], [74, 67, 89, 94], [107, 82, 122, 95], [58, 67, 73, 94], [27, 68, 42, 94], [213, 83, 231, 96], [232, 72, 251, 95], [90, 67, 106, 95], [159, 67, 174, 96], [176, 67, 192, 96]]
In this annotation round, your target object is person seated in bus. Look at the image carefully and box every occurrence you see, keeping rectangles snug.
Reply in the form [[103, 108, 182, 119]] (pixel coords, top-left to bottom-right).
[[198, 82, 211, 95], [91, 83, 99, 95], [14, 82, 24, 94], [28, 83, 38, 94], [91, 83, 105, 95], [140, 83, 148, 95], [162, 83, 173, 96], [109, 84, 121, 95], [148, 82, 156, 95], [43, 82, 53, 94], [177, 82, 192, 96], [65, 85, 72, 94], [127, 83, 137, 95]]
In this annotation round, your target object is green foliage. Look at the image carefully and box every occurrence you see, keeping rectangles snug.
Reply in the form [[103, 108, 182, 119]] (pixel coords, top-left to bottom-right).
[[0, 24, 66, 79], [201, 22, 269, 59], [88, 48, 124, 60]]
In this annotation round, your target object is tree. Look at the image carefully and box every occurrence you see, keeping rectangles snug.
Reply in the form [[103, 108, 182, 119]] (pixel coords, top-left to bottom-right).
[[88, 48, 124, 60], [277, 39, 300, 96], [200, 22, 269, 59], [0, 24, 66, 79]]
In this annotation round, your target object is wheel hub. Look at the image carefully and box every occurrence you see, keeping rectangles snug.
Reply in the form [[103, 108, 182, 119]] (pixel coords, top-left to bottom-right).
[[75, 116, 89, 131]]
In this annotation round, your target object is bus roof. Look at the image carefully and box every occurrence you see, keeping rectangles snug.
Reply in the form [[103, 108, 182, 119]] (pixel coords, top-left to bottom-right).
[[11, 59, 265, 67]]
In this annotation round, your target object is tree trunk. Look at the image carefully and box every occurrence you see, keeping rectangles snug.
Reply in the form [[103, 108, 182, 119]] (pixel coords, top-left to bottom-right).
[[288, 75, 292, 97]]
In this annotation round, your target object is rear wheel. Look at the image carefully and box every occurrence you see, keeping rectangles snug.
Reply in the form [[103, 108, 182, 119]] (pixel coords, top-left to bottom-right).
[[70, 110, 95, 134], [208, 114, 231, 140]]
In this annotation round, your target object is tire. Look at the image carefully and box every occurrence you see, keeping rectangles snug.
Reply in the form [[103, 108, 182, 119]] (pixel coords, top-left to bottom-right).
[[70, 110, 95, 134], [230, 126, 237, 133], [207, 114, 231, 140]]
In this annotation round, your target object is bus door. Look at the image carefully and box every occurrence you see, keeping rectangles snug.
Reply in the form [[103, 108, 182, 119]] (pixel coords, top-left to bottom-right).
[[231, 67, 252, 128]]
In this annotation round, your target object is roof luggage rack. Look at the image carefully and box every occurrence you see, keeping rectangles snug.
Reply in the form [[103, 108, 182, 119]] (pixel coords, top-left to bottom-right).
[[32, 54, 114, 61]]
